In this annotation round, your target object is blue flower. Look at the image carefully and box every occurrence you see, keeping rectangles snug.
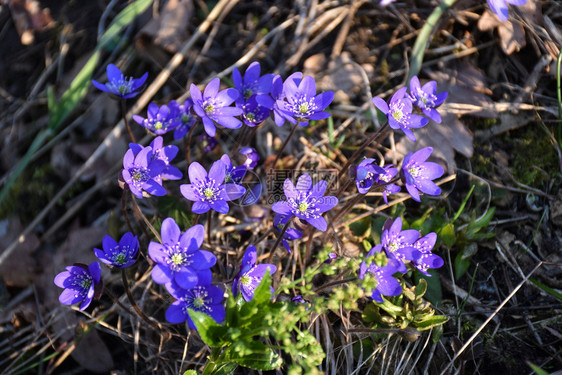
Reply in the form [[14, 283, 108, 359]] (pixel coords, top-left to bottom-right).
[[121, 144, 166, 199], [54, 262, 102, 311], [487, 0, 526, 21], [409, 76, 448, 123], [92, 64, 147, 99], [273, 214, 303, 253], [271, 174, 338, 232], [232, 245, 276, 302], [180, 159, 247, 214], [381, 217, 421, 273], [169, 99, 197, 139], [372, 87, 428, 142], [375, 165, 401, 204], [354, 158, 386, 194], [239, 147, 259, 169], [133, 102, 179, 135], [257, 73, 303, 127], [220, 154, 247, 184], [401, 147, 444, 202], [240, 96, 271, 127], [149, 219, 216, 291], [165, 280, 225, 328], [359, 246, 402, 303], [232, 61, 274, 103], [411, 233, 444, 276], [190, 78, 243, 137], [94, 232, 138, 268]]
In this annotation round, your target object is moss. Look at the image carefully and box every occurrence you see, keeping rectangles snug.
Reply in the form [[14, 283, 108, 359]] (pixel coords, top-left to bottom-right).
[[509, 127, 557, 187]]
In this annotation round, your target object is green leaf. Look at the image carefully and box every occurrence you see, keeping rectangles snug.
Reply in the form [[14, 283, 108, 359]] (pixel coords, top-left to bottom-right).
[[452, 185, 475, 223], [187, 309, 223, 347], [211, 362, 238, 375], [530, 278, 562, 302], [439, 223, 456, 247], [98, 0, 153, 49], [454, 252, 471, 281], [415, 278, 427, 299], [222, 341, 283, 371], [183, 371, 198, 375], [527, 362, 550, 375], [415, 315, 449, 331], [415, 269, 442, 306]]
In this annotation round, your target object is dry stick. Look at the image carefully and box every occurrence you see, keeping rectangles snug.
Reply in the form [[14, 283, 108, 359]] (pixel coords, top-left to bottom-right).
[[121, 269, 170, 338], [121, 99, 136, 143], [231, 126, 248, 155], [0, 0, 235, 267], [129, 193, 152, 246], [185, 124, 196, 165], [267, 217, 293, 262], [439, 262, 544, 375], [242, 125, 259, 147], [271, 122, 299, 169], [122, 192, 135, 235], [131, 194, 162, 243]]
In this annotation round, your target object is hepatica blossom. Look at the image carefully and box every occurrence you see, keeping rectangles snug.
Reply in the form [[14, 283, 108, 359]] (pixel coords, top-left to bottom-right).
[[488, 0, 526, 21], [94, 232, 138, 268], [54, 262, 102, 311], [355, 158, 386, 194], [165, 280, 225, 328], [277, 75, 334, 127], [239, 147, 259, 169], [376, 165, 401, 204], [133, 102, 178, 135], [359, 246, 402, 303], [401, 147, 444, 202], [92, 64, 147, 99], [409, 76, 447, 123], [190, 78, 243, 137], [232, 61, 273, 103], [381, 217, 420, 273], [169, 98, 196, 139], [121, 144, 166, 199], [373, 87, 428, 142], [220, 154, 247, 184], [180, 159, 246, 214], [273, 214, 303, 253], [411, 233, 444, 276], [240, 96, 271, 127], [198, 133, 217, 152], [232, 245, 277, 302], [272, 174, 338, 232], [258, 72, 303, 127], [149, 219, 216, 291]]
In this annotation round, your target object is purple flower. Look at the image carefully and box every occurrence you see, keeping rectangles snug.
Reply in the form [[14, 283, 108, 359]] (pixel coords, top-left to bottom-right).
[[381, 217, 420, 273], [359, 246, 402, 303], [292, 295, 309, 304], [401, 147, 444, 202], [409, 76, 448, 123], [149, 219, 216, 291], [232, 61, 274, 103], [198, 133, 217, 152], [121, 144, 166, 199], [133, 103, 178, 135], [240, 96, 271, 127], [149, 136, 183, 181], [277, 75, 334, 127], [376, 165, 401, 204], [169, 99, 197, 139], [272, 174, 338, 232], [355, 158, 386, 194], [324, 252, 338, 264], [487, 0, 526, 21], [273, 214, 303, 253], [257, 73, 303, 127], [92, 64, 147, 99], [239, 147, 259, 169], [411, 233, 444, 276], [379, 0, 396, 5], [220, 154, 247, 184], [54, 262, 102, 311], [165, 280, 225, 328], [94, 232, 138, 268], [190, 78, 243, 137], [180, 159, 246, 214], [232, 245, 277, 302], [372, 87, 429, 142]]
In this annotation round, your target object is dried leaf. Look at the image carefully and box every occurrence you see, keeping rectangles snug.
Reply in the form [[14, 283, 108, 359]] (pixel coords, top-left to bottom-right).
[[136, 0, 194, 56], [71, 328, 115, 372], [7, 0, 54, 45], [478, 10, 525, 55]]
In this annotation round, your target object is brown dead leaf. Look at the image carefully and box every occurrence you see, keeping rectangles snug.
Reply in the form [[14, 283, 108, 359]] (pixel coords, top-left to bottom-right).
[[0, 217, 40, 287], [478, 10, 525, 55], [8, 0, 54, 45], [136, 0, 194, 62]]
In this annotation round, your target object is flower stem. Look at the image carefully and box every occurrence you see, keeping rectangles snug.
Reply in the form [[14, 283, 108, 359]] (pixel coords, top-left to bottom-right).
[[185, 124, 196, 166], [121, 99, 136, 143], [337, 123, 388, 181], [207, 211, 212, 245], [271, 122, 299, 169], [131, 193, 162, 243], [267, 216, 293, 262], [121, 268, 169, 336]]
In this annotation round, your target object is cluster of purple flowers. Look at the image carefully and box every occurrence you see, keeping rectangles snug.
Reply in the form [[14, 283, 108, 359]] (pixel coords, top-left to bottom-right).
[[359, 217, 443, 302], [373, 76, 447, 142], [353, 146, 443, 203], [55, 232, 139, 310]]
